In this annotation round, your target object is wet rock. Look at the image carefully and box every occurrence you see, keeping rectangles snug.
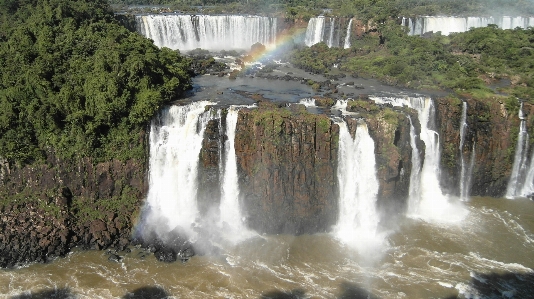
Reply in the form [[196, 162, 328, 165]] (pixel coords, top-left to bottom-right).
[[154, 248, 176, 263], [108, 253, 122, 263]]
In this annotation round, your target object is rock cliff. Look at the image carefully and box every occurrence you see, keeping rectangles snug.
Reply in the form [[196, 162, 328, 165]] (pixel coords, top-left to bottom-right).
[[234, 102, 339, 234], [0, 154, 146, 267]]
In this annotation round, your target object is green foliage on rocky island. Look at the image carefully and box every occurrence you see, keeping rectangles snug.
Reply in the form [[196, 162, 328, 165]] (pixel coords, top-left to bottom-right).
[[289, 21, 534, 102], [0, 0, 191, 165]]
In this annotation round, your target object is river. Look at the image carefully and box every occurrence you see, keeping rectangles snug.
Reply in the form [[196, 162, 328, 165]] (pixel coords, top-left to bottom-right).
[[2, 197, 533, 298]]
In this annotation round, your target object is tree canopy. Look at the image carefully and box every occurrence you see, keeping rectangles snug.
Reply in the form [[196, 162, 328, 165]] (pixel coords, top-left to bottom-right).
[[0, 0, 191, 165]]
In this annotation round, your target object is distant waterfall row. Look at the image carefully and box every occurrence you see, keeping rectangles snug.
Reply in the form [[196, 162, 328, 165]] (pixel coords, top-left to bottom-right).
[[403, 16, 534, 36], [136, 15, 277, 51], [305, 16, 353, 48], [135, 15, 354, 51]]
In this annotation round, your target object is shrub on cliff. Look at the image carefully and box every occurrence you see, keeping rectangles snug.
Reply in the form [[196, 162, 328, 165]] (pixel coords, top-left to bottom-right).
[[0, 0, 191, 165]]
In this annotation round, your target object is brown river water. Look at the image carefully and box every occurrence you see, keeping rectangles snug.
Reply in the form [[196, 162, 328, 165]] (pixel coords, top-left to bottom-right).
[[1, 196, 533, 299]]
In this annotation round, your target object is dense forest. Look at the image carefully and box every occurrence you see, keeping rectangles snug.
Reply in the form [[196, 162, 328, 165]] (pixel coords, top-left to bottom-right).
[[109, 0, 534, 18], [0, 0, 191, 165]]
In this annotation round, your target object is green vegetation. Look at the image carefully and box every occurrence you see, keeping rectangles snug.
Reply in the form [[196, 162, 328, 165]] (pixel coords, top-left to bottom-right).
[[0, 0, 191, 165], [289, 22, 534, 102]]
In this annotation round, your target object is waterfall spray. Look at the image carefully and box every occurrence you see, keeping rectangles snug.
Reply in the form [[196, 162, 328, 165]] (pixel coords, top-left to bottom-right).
[[335, 119, 384, 254], [144, 101, 215, 240], [406, 98, 468, 222], [367, 96, 467, 221], [219, 106, 254, 243]]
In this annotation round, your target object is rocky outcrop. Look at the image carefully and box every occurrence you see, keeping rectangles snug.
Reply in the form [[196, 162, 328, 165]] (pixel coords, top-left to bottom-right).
[[197, 117, 224, 215], [0, 154, 146, 267], [234, 102, 339, 234]]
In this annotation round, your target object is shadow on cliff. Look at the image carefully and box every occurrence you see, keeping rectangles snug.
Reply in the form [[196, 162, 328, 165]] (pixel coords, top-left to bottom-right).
[[10, 288, 75, 299], [442, 271, 534, 299], [123, 286, 170, 299]]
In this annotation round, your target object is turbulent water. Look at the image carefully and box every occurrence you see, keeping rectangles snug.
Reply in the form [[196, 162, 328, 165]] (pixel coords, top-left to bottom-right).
[[403, 16, 534, 36], [2, 197, 533, 298], [137, 15, 277, 51]]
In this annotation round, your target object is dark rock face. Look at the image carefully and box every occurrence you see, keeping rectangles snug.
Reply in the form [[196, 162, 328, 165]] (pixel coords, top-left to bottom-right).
[[234, 102, 340, 234], [197, 117, 224, 215], [133, 229, 195, 263], [0, 155, 146, 267], [435, 97, 533, 197]]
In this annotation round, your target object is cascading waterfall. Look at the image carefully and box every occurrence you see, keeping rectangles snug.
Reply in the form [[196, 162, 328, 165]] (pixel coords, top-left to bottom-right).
[[458, 101, 471, 201], [506, 102, 534, 198], [343, 19, 353, 49], [404, 16, 534, 36], [141, 102, 255, 249], [137, 15, 277, 51], [371, 96, 467, 222], [335, 119, 384, 253], [299, 98, 316, 107], [409, 98, 468, 222], [305, 16, 325, 47], [407, 116, 422, 213], [144, 101, 215, 239], [219, 106, 253, 243], [327, 18, 336, 48], [305, 17, 351, 47]]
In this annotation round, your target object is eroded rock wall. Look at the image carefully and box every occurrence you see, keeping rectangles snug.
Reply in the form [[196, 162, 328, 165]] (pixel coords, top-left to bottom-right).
[[234, 103, 339, 234], [0, 155, 146, 267], [436, 97, 534, 197]]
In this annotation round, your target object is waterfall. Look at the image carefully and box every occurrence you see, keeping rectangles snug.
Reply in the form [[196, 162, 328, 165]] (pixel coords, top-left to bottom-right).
[[506, 102, 533, 199], [144, 101, 215, 239], [335, 119, 384, 253], [137, 15, 277, 51], [299, 98, 316, 107], [407, 116, 422, 213], [404, 16, 534, 36], [219, 107, 252, 243], [343, 19, 353, 49], [327, 18, 335, 47], [305, 17, 325, 47], [410, 98, 468, 222], [459, 101, 470, 201], [371, 96, 467, 222], [305, 17, 345, 47]]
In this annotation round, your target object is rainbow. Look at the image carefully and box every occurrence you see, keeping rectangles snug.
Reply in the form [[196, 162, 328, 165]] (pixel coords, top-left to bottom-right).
[[241, 27, 308, 67]]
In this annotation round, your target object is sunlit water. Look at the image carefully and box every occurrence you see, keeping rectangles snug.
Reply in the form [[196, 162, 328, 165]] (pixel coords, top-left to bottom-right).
[[2, 197, 533, 299]]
